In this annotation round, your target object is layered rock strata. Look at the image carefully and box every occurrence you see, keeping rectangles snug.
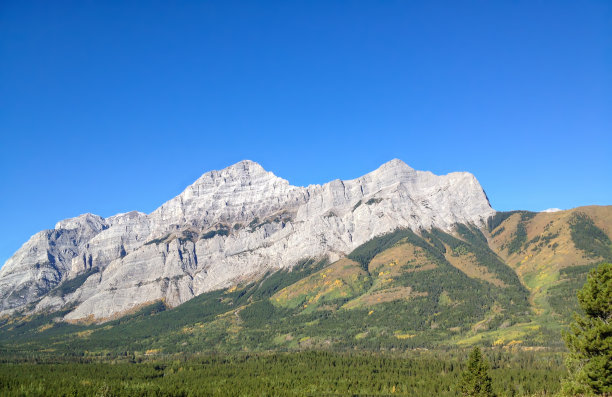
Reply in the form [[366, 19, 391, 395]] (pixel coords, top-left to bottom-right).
[[0, 159, 494, 321]]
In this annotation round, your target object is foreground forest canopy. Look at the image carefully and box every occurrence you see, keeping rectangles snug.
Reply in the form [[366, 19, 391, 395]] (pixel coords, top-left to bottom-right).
[[0, 351, 565, 397]]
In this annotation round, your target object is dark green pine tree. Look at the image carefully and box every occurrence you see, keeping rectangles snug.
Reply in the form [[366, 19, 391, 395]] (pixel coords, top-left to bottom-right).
[[562, 263, 612, 395], [457, 347, 496, 397]]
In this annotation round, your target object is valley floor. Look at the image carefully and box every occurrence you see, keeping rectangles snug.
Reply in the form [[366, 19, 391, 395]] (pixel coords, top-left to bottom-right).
[[0, 350, 565, 396]]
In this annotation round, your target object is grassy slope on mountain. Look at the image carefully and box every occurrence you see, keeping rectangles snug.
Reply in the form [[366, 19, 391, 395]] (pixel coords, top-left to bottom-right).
[[270, 228, 530, 348], [490, 206, 611, 275], [272, 258, 370, 311], [468, 206, 612, 346]]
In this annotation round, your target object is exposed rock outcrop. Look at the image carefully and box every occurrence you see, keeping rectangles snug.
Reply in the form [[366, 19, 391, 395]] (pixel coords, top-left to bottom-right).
[[0, 159, 494, 321]]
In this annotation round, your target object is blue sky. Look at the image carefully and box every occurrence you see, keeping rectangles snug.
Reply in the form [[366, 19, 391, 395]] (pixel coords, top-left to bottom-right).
[[1, 1, 610, 265]]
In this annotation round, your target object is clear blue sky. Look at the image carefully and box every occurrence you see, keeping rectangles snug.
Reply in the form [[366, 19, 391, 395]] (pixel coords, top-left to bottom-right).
[[1, 1, 610, 265]]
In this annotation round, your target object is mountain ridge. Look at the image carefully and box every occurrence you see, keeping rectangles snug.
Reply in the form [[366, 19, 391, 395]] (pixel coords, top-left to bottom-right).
[[0, 159, 494, 321]]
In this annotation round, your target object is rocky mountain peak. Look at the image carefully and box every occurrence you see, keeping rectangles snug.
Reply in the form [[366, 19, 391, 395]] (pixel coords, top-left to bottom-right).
[[355, 158, 417, 187], [376, 158, 414, 172], [54, 213, 107, 232], [199, 159, 272, 184], [177, 160, 287, 197], [148, 160, 297, 229], [223, 159, 266, 174], [0, 159, 496, 321]]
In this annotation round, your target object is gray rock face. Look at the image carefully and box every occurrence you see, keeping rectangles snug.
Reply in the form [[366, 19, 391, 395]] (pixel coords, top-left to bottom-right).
[[0, 159, 495, 321], [0, 213, 107, 314]]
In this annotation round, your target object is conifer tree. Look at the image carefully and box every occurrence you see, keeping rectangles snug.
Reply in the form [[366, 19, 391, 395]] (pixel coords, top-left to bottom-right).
[[563, 263, 612, 395], [458, 347, 496, 397]]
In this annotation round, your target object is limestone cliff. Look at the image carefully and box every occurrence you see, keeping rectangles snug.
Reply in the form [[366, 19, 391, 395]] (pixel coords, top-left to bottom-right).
[[0, 159, 494, 321]]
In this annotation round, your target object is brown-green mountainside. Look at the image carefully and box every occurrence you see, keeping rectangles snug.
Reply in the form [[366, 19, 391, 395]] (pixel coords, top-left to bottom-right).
[[0, 206, 610, 357]]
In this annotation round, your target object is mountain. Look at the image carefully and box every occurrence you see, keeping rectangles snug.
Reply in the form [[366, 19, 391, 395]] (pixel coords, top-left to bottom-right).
[[0, 159, 494, 321], [0, 160, 610, 354]]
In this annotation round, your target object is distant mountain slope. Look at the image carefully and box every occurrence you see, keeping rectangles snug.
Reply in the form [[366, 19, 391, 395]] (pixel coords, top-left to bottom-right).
[[475, 206, 612, 346], [0, 159, 494, 321], [489, 206, 612, 272]]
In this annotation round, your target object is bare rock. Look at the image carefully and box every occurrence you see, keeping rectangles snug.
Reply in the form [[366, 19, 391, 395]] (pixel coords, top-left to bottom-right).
[[0, 159, 494, 321]]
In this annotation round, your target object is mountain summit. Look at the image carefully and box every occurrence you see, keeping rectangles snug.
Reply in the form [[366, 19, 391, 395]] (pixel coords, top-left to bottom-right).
[[0, 160, 494, 321]]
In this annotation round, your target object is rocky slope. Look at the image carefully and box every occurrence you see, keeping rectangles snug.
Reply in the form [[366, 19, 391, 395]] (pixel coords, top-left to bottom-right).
[[0, 159, 494, 321]]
